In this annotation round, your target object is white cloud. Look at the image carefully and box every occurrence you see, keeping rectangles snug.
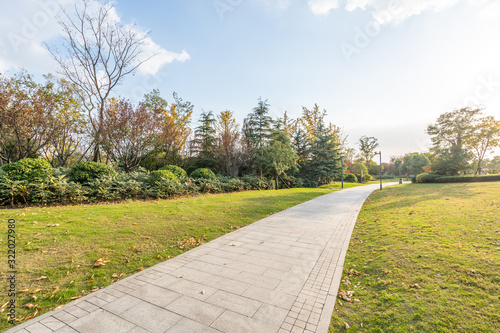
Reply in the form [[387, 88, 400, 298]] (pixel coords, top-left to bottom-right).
[[309, 0, 464, 22], [0, 0, 189, 75], [308, 0, 341, 15]]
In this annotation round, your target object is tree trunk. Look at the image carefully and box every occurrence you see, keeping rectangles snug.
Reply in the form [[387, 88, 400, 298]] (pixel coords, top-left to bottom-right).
[[275, 175, 279, 190]]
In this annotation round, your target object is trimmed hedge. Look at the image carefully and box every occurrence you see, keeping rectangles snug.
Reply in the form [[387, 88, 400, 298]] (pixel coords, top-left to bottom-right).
[[1, 158, 53, 182], [148, 170, 178, 185], [190, 168, 216, 180], [415, 173, 500, 183], [344, 173, 358, 183], [69, 161, 116, 184], [160, 165, 187, 179]]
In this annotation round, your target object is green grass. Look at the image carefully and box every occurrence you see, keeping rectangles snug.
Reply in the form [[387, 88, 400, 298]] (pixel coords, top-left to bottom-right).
[[318, 182, 366, 189], [0, 188, 335, 330], [329, 182, 500, 332]]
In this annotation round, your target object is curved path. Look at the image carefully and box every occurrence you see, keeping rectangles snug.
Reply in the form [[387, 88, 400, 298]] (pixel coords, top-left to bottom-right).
[[7, 183, 398, 333]]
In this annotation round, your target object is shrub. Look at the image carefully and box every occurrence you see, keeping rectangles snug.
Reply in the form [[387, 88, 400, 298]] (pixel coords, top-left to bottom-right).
[[69, 161, 116, 184], [148, 170, 178, 185], [416, 173, 500, 183], [356, 173, 373, 183], [160, 165, 187, 180], [344, 173, 358, 183], [1, 158, 53, 182], [190, 168, 216, 180]]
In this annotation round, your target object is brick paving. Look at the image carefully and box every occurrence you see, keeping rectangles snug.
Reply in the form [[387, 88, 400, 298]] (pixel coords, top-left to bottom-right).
[[6, 183, 397, 333]]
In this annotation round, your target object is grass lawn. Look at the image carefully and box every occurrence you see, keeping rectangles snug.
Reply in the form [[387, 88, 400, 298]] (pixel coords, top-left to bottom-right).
[[329, 182, 500, 332], [0, 187, 335, 330]]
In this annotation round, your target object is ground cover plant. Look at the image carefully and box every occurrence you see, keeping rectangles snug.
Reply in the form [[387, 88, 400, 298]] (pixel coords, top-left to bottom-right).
[[0, 187, 335, 330], [329, 182, 500, 332]]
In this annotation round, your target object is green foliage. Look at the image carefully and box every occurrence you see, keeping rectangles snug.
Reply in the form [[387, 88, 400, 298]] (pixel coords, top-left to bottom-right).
[[344, 173, 358, 183], [402, 153, 431, 175], [1, 158, 53, 182], [352, 163, 368, 175], [69, 161, 116, 184], [185, 158, 218, 175], [362, 174, 373, 182], [415, 173, 500, 183], [190, 168, 217, 180], [148, 170, 178, 184], [160, 165, 187, 180], [254, 130, 298, 190]]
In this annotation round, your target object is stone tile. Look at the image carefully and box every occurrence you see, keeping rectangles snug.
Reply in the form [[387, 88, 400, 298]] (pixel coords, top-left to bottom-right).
[[84, 296, 108, 307], [53, 326, 79, 333], [69, 309, 136, 333], [39, 316, 66, 330], [206, 290, 262, 317], [149, 274, 178, 289], [167, 279, 218, 301], [169, 267, 213, 283], [122, 302, 182, 333], [24, 322, 52, 333], [62, 306, 88, 319], [166, 318, 221, 333], [130, 283, 181, 307], [52, 311, 78, 324], [103, 295, 142, 314], [211, 310, 279, 333], [203, 274, 251, 295], [235, 271, 281, 290], [243, 286, 296, 309], [127, 327, 150, 333], [225, 260, 268, 275], [165, 296, 224, 326], [275, 280, 303, 296], [253, 304, 288, 327], [75, 301, 99, 313]]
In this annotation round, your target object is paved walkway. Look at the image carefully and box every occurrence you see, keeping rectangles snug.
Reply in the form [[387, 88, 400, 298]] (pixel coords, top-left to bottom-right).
[[7, 183, 398, 333]]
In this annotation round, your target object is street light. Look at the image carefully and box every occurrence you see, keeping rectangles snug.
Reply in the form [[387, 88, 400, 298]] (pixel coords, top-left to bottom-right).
[[376, 151, 382, 190], [340, 156, 345, 189]]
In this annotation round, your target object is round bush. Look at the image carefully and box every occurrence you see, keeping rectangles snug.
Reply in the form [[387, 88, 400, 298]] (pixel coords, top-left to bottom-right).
[[69, 161, 116, 184], [190, 168, 216, 180], [160, 165, 187, 180], [416, 172, 441, 183], [344, 173, 358, 183], [1, 158, 53, 182], [148, 170, 178, 185]]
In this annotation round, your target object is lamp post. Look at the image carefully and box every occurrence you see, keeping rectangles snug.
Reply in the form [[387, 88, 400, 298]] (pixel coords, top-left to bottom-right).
[[375, 151, 382, 190], [406, 166, 409, 181], [340, 156, 345, 189]]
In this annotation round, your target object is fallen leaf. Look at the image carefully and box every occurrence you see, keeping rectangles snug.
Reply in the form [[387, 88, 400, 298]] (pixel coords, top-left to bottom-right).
[[70, 296, 82, 300], [345, 322, 350, 329], [93, 258, 110, 267], [136, 267, 144, 272], [201, 290, 206, 295], [25, 303, 37, 309], [111, 273, 120, 278], [17, 289, 29, 294], [30, 289, 42, 294]]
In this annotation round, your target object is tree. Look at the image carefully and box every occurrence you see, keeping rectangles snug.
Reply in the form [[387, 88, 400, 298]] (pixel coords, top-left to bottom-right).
[[300, 104, 327, 142], [144, 91, 193, 166], [214, 110, 243, 177], [46, 0, 155, 162], [304, 122, 341, 185], [193, 111, 216, 159], [41, 77, 86, 167], [242, 98, 273, 151], [254, 130, 297, 190], [427, 107, 480, 175], [465, 116, 500, 175], [100, 98, 159, 172], [274, 111, 295, 138], [358, 136, 379, 168], [402, 153, 431, 175], [0, 72, 60, 164]]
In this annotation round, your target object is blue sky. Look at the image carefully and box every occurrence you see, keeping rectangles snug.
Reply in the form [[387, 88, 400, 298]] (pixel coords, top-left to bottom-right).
[[1, 0, 500, 160]]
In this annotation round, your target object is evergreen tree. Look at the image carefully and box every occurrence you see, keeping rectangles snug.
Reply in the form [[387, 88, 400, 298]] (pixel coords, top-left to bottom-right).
[[242, 98, 273, 151], [254, 129, 298, 190], [193, 111, 216, 159], [304, 122, 342, 185]]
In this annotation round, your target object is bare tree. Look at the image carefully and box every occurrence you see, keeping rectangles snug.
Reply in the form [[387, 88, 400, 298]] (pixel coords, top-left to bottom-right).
[[358, 136, 379, 168], [45, 0, 156, 162]]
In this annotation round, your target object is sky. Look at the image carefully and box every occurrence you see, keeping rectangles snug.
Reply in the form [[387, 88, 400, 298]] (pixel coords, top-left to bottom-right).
[[1, 0, 500, 161]]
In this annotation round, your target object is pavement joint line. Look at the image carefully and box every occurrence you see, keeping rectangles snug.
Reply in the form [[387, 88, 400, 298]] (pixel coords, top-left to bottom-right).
[[6, 183, 399, 333]]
